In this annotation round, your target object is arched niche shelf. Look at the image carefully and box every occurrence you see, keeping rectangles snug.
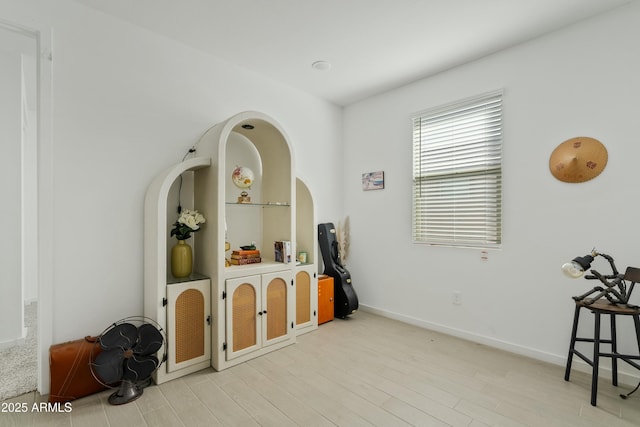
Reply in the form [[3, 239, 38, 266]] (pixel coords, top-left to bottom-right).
[[295, 177, 318, 335], [193, 111, 298, 370], [144, 156, 212, 384], [194, 111, 295, 278], [296, 177, 316, 266]]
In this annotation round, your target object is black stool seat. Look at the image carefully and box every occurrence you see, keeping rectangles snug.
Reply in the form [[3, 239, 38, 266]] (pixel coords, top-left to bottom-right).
[[564, 298, 640, 406]]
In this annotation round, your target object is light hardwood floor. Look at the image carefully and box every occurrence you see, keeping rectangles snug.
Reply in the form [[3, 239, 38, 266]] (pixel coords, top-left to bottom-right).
[[2, 310, 639, 426]]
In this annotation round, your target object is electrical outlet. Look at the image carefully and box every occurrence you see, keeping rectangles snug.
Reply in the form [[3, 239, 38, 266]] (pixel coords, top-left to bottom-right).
[[452, 291, 462, 305]]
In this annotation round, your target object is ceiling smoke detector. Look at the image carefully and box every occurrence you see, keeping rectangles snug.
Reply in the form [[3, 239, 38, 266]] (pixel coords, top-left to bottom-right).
[[311, 60, 331, 71]]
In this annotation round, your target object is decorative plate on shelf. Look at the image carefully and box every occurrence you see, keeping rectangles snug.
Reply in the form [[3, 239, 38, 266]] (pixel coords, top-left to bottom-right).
[[231, 166, 254, 188]]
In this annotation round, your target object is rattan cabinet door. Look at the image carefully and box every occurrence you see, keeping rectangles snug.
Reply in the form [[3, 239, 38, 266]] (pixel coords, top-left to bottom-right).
[[262, 270, 294, 348], [166, 278, 211, 372], [295, 264, 317, 335], [296, 270, 311, 326], [226, 275, 262, 360]]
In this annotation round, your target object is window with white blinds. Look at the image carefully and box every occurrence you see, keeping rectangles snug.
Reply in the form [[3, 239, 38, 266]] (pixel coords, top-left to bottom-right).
[[412, 90, 503, 248]]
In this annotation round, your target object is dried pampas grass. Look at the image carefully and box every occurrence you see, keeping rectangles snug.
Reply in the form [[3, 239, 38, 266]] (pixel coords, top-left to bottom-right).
[[337, 216, 350, 265]]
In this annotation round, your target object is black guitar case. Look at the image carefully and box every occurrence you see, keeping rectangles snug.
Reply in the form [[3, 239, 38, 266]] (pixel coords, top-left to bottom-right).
[[318, 223, 358, 318]]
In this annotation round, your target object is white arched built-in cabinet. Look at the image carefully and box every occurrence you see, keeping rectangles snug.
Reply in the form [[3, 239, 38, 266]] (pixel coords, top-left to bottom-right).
[[145, 111, 316, 382], [295, 178, 318, 336], [144, 157, 212, 384]]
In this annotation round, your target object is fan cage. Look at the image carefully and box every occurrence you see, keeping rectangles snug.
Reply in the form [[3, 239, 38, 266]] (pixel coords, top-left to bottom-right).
[[89, 316, 167, 389]]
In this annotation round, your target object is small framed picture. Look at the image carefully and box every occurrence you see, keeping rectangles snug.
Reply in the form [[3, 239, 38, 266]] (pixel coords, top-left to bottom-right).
[[362, 171, 384, 191]]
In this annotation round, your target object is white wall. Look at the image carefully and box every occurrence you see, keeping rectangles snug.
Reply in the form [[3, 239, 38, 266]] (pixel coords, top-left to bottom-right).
[[23, 53, 38, 304], [22, 101, 38, 304], [343, 1, 640, 378], [0, 50, 23, 346], [1, 0, 343, 393]]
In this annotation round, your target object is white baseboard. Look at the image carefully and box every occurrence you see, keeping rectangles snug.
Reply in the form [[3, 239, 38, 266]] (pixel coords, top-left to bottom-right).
[[358, 303, 640, 387], [0, 336, 26, 351], [0, 301, 36, 350]]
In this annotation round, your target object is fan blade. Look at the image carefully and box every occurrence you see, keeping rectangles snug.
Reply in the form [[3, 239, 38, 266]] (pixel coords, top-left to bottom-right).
[[122, 355, 159, 382], [93, 348, 125, 385], [100, 323, 138, 350], [134, 324, 163, 356]]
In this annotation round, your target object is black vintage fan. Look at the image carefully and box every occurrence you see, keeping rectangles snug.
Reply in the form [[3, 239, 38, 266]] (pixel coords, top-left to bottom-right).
[[91, 317, 166, 405]]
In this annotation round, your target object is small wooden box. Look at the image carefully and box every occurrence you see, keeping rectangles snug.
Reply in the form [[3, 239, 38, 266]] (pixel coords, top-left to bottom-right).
[[318, 275, 334, 324]]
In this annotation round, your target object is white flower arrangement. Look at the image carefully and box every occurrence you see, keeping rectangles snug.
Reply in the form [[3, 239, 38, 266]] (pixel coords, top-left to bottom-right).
[[171, 209, 206, 240]]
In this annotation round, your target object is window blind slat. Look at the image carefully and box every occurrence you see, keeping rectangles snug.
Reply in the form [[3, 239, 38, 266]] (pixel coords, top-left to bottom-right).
[[412, 90, 503, 247]]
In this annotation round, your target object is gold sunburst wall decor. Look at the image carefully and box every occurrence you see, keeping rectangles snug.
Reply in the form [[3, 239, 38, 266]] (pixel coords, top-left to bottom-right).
[[549, 136, 608, 183]]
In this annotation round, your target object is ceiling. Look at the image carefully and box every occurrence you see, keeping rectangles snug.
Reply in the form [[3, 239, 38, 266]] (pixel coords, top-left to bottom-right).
[[73, 0, 633, 106]]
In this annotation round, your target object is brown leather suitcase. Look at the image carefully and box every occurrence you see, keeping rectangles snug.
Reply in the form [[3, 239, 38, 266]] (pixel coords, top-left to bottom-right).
[[49, 336, 106, 403]]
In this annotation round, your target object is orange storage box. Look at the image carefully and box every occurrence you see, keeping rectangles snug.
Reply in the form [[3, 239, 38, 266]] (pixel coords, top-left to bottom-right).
[[318, 275, 334, 324]]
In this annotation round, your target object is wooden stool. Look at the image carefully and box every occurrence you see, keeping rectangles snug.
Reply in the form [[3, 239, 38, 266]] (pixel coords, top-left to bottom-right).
[[564, 298, 640, 405]]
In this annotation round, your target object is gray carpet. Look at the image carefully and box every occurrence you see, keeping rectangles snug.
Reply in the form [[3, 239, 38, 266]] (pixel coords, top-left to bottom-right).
[[0, 302, 37, 401]]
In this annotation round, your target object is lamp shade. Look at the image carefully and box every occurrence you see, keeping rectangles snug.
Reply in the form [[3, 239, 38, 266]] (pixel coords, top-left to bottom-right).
[[562, 254, 594, 278]]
